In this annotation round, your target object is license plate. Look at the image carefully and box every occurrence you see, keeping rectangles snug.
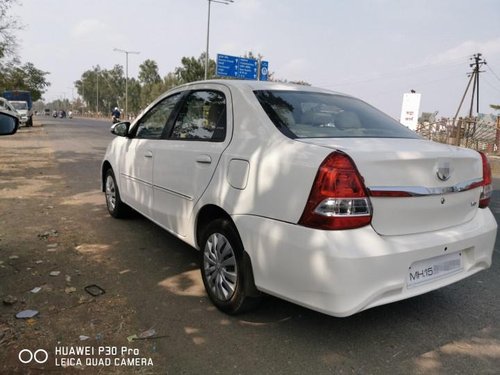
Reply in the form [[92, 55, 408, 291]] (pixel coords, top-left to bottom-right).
[[407, 252, 463, 288]]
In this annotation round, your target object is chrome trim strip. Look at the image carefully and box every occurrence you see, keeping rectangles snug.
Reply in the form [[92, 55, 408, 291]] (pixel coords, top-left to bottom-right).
[[119, 173, 193, 201], [368, 177, 482, 197], [120, 173, 151, 187], [153, 184, 193, 201]]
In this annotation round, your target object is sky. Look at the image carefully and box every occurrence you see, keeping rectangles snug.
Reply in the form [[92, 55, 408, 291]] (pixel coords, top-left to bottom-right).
[[10, 0, 500, 119]]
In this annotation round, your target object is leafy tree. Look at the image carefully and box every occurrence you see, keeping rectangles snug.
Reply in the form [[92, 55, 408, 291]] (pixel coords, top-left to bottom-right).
[[175, 53, 215, 83], [139, 59, 161, 107], [162, 72, 181, 91], [0, 1, 50, 98], [102, 64, 126, 111], [0, 61, 50, 100], [127, 77, 141, 115], [75, 65, 126, 114], [138, 59, 161, 85], [74, 67, 101, 113], [490, 104, 500, 112]]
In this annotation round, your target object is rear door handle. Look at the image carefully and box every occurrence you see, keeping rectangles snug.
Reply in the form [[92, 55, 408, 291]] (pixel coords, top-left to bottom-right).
[[196, 155, 212, 164], [144, 151, 153, 158]]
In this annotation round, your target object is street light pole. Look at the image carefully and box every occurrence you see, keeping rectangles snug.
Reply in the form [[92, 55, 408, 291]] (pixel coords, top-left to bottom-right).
[[205, 0, 234, 80], [96, 69, 99, 114], [113, 48, 140, 119]]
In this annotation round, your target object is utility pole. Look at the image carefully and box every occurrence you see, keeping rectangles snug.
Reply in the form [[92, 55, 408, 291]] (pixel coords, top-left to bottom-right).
[[450, 53, 486, 146], [96, 69, 99, 115], [469, 53, 486, 117]]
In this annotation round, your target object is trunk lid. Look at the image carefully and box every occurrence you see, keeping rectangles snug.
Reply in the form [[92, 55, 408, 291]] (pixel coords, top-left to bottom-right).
[[298, 138, 483, 236]]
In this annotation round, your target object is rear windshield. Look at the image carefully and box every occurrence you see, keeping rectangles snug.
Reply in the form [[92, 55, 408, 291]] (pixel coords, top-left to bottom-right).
[[254, 90, 419, 139]]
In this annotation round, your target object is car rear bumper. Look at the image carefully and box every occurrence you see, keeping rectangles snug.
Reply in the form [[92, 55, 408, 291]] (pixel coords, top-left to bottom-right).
[[233, 208, 497, 317]]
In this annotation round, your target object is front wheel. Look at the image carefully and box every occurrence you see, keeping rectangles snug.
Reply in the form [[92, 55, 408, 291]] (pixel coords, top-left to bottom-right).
[[104, 168, 130, 218], [200, 219, 261, 314]]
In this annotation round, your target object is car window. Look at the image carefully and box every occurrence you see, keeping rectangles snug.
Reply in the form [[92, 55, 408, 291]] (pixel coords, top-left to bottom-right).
[[255, 90, 420, 139], [170, 90, 226, 141], [11, 102, 27, 110], [135, 93, 181, 139]]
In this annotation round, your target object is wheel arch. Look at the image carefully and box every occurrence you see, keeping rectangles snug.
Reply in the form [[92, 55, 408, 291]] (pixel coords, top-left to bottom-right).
[[101, 161, 112, 192], [195, 204, 235, 250]]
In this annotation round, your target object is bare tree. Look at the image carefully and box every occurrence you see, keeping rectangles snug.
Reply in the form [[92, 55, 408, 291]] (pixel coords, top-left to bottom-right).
[[0, 0, 21, 59]]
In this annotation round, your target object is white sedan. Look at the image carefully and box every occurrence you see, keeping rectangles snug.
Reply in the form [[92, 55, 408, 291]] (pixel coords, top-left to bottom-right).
[[102, 80, 496, 317]]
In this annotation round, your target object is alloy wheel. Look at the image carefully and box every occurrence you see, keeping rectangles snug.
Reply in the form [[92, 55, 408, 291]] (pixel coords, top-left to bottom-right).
[[105, 174, 116, 211], [203, 233, 238, 301]]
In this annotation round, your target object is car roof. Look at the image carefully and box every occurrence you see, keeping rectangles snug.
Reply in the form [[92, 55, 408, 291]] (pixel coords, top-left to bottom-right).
[[177, 79, 347, 96]]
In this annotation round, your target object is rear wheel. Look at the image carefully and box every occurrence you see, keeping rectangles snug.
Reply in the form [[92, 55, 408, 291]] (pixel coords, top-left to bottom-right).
[[104, 168, 129, 218], [200, 219, 261, 314]]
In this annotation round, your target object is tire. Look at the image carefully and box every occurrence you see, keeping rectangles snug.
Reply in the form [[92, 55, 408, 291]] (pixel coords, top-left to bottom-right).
[[104, 168, 130, 218], [27, 116, 33, 127], [200, 218, 261, 314]]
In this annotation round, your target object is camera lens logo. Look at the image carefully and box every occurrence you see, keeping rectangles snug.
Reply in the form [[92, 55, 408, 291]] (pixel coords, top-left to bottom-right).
[[18, 349, 49, 364]]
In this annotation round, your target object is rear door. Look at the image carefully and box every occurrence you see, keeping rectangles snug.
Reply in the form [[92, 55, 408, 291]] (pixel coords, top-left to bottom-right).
[[152, 86, 231, 236]]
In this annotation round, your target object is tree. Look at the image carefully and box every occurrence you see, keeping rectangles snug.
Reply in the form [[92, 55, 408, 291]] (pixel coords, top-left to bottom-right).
[[75, 65, 125, 114], [490, 104, 500, 112], [0, 0, 20, 59], [0, 61, 50, 100], [0, 1, 51, 98], [127, 78, 141, 115], [139, 59, 161, 107], [175, 53, 215, 83], [138, 59, 161, 86], [74, 67, 100, 113]]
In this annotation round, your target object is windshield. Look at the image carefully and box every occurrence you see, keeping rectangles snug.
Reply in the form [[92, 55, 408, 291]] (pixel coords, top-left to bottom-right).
[[254, 90, 420, 139], [11, 102, 28, 110]]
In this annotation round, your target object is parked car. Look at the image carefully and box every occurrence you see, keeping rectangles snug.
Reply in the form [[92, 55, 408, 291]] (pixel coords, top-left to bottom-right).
[[101, 80, 496, 317], [0, 108, 19, 136], [0, 97, 19, 118]]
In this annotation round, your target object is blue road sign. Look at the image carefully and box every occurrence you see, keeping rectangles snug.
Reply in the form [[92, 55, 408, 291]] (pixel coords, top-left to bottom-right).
[[216, 54, 238, 77], [260, 61, 269, 81], [217, 54, 262, 80], [237, 57, 258, 80]]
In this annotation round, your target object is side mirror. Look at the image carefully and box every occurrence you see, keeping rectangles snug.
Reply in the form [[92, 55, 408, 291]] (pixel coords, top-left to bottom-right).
[[0, 111, 19, 136], [110, 121, 130, 137]]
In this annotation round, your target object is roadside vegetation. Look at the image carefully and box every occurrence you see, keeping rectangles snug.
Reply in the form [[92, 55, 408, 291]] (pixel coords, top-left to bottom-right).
[[0, 0, 50, 101]]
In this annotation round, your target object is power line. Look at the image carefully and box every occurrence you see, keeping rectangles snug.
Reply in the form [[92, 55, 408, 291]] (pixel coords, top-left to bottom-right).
[[486, 64, 500, 82], [482, 77, 500, 93]]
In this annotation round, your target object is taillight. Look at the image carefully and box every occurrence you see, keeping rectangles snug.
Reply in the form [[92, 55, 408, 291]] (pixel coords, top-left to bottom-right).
[[478, 151, 492, 208], [299, 152, 372, 230]]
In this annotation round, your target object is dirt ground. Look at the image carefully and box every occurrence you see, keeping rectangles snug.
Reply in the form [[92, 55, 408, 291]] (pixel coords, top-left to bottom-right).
[[0, 125, 162, 374]]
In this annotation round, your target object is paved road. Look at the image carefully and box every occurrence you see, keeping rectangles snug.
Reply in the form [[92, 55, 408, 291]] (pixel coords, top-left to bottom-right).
[[9, 117, 500, 373]]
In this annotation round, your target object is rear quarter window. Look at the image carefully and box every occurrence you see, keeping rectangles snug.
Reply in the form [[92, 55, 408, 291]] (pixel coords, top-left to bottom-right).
[[254, 90, 420, 139]]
